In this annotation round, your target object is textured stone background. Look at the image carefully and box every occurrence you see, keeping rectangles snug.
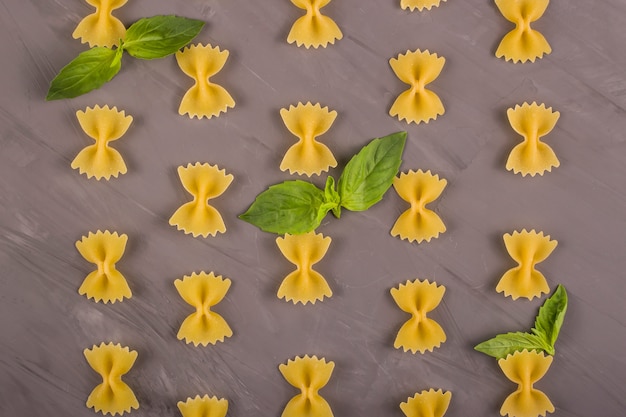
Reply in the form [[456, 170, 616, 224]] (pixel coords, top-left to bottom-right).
[[1, 1, 625, 416]]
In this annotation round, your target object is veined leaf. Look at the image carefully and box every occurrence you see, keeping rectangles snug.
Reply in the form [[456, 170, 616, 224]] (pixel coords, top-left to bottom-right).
[[474, 332, 547, 360], [532, 284, 568, 351]]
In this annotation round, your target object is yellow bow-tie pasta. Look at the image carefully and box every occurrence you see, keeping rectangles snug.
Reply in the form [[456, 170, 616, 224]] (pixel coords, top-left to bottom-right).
[[391, 279, 446, 354], [287, 0, 343, 48], [496, 229, 557, 300], [401, 0, 447, 12], [280, 102, 338, 177], [276, 231, 333, 305], [495, 0, 552, 63], [72, 105, 133, 181], [72, 0, 127, 47], [75, 230, 131, 303], [279, 355, 335, 417], [84, 342, 139, 415], [169, 163, 234, 238], [389, 49, 445, 124], [400, 389, 452, 417], [391, 170, 447, 243], [178, 395, 228, 417], [176, 44, 235, 119], [498, 350, 555, 417], [506, 102, 560, 177], [174, 272, 233, 346]]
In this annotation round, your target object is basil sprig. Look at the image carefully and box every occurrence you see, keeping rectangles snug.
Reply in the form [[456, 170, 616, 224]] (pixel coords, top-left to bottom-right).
[[240, 132, 407, 234], [47, 15, 204, 100], [474, 284, 568, 359]]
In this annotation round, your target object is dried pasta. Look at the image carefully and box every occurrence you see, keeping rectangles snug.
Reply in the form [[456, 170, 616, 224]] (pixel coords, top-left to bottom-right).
[[496, 229, 557, 301], [72, 0, 127, 47], [279, 355, 335, 417], [389, 49, 445, 124], [71, 105, 133, 181], [169, 163, 234, 237], [391, 279, 446, 353], [506, 102, 560, 177], [498, 350, 555, 417], [176, 44, 235, 119], [84, 342, 138, 415], [287, 0, 343, 48], [391, 170, 447, 243], [174, 272, 232, 346], [76, 230, 131, 303], [400, 389, 452, 417], [495, 0, 552, 63], [401, 0, 447, 12], [279, 102, 338, 176], [276, 231, 332, 305], [177, 395, 228, 417]]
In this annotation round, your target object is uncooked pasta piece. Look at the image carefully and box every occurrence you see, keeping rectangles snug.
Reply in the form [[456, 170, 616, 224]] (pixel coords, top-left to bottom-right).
[[391, 170, 447, 243], [75, 230, 131, 303], [400, 389, 452, 417], [391, 279, 446, 353], [287, 0, 343, 48], [495, 0, 552, 63], [72, 0, 127, 47], [498, 350, 555, 417], [276, 232, 332, 305], [174, 272, 232, 346], [169, 163, 234, 237], [389, 49, 445, 124], [279, 102, 338, 176], [176, 44, 235, 119], [84, 342, 138, 415], [72, 105, 133, 180], [178, 395, 228, 417], [506, 102, 560, 177], [496, 229, 557, 301], [279, 355, 335, 417], [401, 0, 446, 12]]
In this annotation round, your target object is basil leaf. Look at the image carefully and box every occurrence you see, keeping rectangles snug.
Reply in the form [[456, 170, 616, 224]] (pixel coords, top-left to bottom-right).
[[239, 181, 327, 234], [532, 284, 568, 352], [46, 47, 122, 100], [338, 131, 407, 212], [123, 15, 205, 60], [324, 176, 341, 218], [474, 332, 547, 359]]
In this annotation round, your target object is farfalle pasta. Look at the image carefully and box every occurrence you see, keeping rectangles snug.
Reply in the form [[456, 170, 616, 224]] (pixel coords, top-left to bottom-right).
[[391, 279, 446, 353], [279, 102, 338, 177], [391, 170, 447, 243], [497, 229, 557, 301], [279, 355, 335, 417], [400, 389, 452, 417], [287, 0, 343, 49], [401, 0, 446, 12], [176, 44, 235, 119], [169, 163, 234, 237], [174, 272, 232, 346], [71, 105, 133, 181], [506, 102, 560, 177], [389, 49, 445, 124], [72, 0, 127, 47], [177, 395, 228, 417], [498, 350, 555, 417], [76, 230, 131, 303], [276, 231, 332, 305], [84, 342, 138, 415], [495, 0, 552, 63]]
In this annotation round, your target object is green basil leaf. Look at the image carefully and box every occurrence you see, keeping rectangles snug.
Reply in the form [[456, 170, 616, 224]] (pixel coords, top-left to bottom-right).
[[324, 176, 341, 218], [338, 131, 407, 212], [532, 284, 568, 352], [239, 180, 327, 234], [46, 47, 122, 100], [123, 15, 205, 60], [474, 332, 547, 360]]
